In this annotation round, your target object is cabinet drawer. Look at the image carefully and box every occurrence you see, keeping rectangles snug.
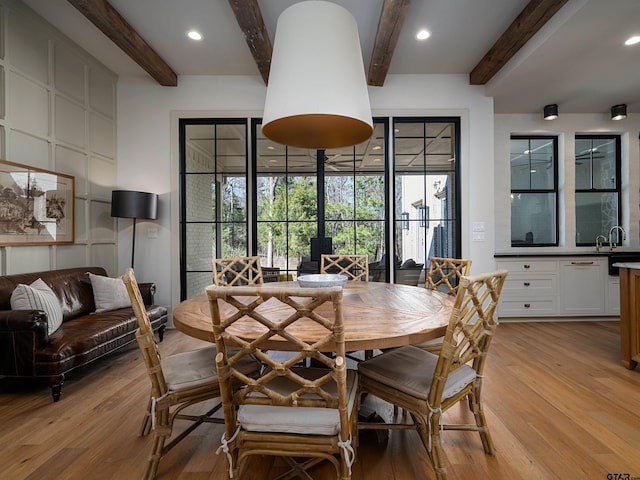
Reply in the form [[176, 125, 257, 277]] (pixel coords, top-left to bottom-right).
[[499, 298, 556, 317], [502, 275, 556, 297], [497, 260, 557, 273]]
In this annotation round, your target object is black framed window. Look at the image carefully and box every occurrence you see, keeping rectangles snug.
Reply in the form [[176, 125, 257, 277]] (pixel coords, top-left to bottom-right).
[[575, 135, 621, 246], [510, 136, 558, 246], [393, 118, 461, 284], [253, 119, 388, 281], [178, 116, 462, 294], [179, 119, 248, 300]]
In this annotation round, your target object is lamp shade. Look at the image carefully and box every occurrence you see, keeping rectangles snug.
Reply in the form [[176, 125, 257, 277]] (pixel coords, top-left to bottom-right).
[[111, 190, 158, 219], [262, 1, 373, 149]]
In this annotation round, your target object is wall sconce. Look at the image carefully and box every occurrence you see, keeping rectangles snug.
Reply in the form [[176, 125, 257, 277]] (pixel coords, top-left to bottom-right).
[[543, 104, 558, 120], [611, 104, 627, 120], [262, 1, 373, 149], [400, 212, 409, 230], [111, 190, 158, 268]]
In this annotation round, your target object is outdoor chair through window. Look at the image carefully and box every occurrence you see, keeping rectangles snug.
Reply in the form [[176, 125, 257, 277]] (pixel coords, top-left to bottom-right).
[[206, 284, 360, 479], [123, 268, 259, 479], [213, 255, 264, 286], [357, 270, 508, 480], [320, 254, 369, 282]]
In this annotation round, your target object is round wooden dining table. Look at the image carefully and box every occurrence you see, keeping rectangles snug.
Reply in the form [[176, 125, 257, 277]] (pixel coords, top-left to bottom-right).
[[172, 281, 454, 352]]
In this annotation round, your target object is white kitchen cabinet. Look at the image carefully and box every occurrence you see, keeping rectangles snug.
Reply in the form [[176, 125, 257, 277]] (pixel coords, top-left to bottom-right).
[[558, 259, 606, 315], [497, 259, 558, 317], [607, 276, 620, 315], [496, 256, 618, 318]]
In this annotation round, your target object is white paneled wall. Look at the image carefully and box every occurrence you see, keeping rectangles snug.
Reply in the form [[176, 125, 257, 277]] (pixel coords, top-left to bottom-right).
[[0, 0, 118, 275]]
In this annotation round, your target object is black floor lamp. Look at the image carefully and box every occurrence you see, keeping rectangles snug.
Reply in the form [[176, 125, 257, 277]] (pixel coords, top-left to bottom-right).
[[111, 190, 158, 269]]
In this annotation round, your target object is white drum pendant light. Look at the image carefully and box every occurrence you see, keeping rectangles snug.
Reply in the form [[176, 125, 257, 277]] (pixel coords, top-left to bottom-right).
[[262, 1, 373, 149]]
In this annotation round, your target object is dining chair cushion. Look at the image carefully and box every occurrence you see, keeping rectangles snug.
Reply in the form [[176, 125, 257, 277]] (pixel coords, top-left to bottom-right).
[[238, 368, 358, 436], [358, 345, 476, 401], [161, 345, 219, 390], [162, 346, 258, 390], [412, 336, 444, 350]]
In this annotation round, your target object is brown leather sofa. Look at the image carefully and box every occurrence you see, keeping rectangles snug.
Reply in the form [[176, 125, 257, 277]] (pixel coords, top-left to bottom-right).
[[0, 267, 167, 402]]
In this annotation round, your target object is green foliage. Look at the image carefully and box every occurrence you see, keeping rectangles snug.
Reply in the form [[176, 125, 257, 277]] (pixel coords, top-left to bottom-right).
[[221, 172, 386, 265]]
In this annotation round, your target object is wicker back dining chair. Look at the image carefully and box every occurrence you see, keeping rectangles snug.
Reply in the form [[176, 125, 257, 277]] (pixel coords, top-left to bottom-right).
[[358, 270, 508, 480], [425, 257, 472, 294], [320, 254, 369, 282], [213, 256, 264, 286], [206, 284, 360, 479], [123, 268, 259, 480], [418, 257, 473, 353]]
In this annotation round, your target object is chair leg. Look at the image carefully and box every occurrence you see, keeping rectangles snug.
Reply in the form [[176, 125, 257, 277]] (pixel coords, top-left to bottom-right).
[[143, 408, 171, 479], [143, 433, 166, 480], [413, 410, 448, 480], [428, 410, 448, 480], [140, 397, 152, 436], [470, 391, 495, 455]]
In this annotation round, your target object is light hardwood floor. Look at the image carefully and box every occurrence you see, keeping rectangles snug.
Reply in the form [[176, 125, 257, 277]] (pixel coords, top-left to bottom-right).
[[1, 321, 640, 479]]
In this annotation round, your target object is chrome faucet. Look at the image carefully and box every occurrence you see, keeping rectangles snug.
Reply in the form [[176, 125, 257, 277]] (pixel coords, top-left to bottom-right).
[[608, 225, 627, 250], [595, 234, 607, 253]]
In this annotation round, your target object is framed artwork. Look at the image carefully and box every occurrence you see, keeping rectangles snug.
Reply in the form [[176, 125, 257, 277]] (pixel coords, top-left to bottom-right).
[[0, 160, 75, 245]]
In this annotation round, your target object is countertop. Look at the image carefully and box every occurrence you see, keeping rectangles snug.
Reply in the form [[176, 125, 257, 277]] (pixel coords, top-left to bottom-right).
[[612, 262, 640, 269], [495, 250, 640, 258]]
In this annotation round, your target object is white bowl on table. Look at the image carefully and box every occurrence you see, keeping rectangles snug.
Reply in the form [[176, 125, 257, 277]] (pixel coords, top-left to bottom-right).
[[297, 274, 348, 288]]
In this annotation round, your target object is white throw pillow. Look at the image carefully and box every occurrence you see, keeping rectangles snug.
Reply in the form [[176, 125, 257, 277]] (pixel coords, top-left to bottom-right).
[[88, 272, 132, 313], [10, 278, 64, 335]]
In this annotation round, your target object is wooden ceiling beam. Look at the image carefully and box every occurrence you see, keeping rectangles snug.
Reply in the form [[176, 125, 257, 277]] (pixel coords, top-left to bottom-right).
[[228, 0, 272, 85], [368, 0, 410, 87], [470, 0, 570, 85], [67, 0, 177, 86]]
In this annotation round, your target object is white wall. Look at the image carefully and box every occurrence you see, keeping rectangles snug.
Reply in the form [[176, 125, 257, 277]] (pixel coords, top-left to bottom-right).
[[495, 113, 640, 254], [0, 0, 118, 276], [117, 74, 496, 316]]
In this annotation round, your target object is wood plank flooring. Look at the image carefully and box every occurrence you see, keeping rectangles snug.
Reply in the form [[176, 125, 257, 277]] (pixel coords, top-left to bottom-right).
[[1, 321, 639, 479]]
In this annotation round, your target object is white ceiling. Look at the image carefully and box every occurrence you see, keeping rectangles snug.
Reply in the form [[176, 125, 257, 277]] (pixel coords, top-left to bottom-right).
[[21, 0, 640, 115]]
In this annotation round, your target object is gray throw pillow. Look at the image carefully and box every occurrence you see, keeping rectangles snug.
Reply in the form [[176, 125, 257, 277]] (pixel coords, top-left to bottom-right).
[[11, 278, 64, 335], [88, 272, 132, 312]]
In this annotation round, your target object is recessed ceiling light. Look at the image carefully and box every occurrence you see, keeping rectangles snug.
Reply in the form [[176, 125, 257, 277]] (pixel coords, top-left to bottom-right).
[[267, 145, 276, 150], [372, 145, 381, 151], [187, 30, 202, 41], [625, 35, 640, 46], [416, 29, 431, 41]]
